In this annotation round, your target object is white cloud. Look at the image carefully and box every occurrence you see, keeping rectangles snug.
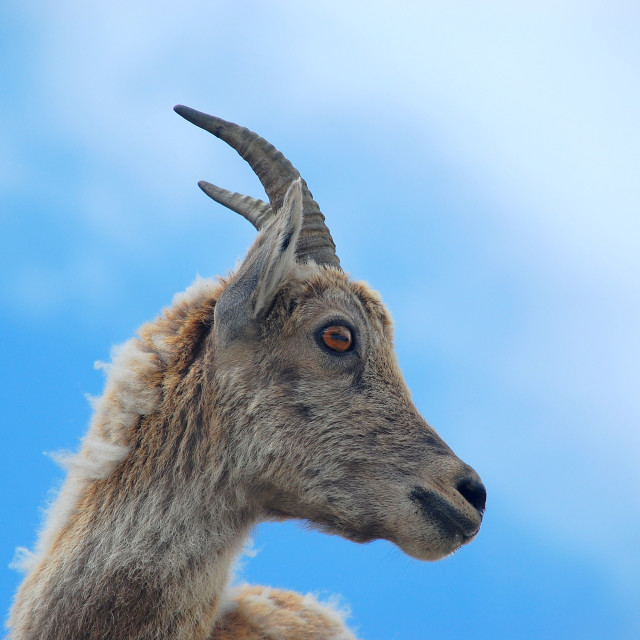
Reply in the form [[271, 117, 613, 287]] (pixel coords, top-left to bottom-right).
[[5, 0, 640, 594]]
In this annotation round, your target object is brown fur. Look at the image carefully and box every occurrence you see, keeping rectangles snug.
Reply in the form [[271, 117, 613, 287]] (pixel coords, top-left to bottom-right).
[[210, 586, 355, 640]]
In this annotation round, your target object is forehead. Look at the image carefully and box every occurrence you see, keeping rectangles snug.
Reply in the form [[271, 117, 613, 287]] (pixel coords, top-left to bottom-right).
[[294, 267, 394, 338]]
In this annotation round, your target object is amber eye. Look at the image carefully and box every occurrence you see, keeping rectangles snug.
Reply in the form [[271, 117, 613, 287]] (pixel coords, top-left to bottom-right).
[[321, 325, 353, 352]]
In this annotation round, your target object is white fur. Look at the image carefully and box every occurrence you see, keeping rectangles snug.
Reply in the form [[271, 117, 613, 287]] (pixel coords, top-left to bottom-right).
[[297, 593, 355, 640], [171, 274, 218, 308], [14, 276, 219, 576]]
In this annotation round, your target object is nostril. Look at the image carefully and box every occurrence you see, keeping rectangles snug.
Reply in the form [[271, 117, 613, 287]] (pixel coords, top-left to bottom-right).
[[456, 476, 487, 516]]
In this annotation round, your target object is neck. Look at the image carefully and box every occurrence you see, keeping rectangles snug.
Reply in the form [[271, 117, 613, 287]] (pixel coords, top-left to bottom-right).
[[10, 279, 255, 640], [12, 399, 255, 640]]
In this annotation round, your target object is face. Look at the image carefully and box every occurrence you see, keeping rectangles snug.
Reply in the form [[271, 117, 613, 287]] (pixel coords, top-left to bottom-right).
[[174, 110, 485, 562], [213, 268, 486, 561]]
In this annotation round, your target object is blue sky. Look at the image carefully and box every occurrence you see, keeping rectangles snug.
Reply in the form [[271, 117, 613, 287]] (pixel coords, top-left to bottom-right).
[[1, 1, 639, 638]]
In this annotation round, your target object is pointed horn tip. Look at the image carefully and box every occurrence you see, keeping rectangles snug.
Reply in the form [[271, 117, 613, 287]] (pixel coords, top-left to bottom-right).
[[173, 104, 193, 118], [198, 180, 225, 202], [173, 105, 233, 134], [174, 104, 216, 129], [174, 104, 202, 127]]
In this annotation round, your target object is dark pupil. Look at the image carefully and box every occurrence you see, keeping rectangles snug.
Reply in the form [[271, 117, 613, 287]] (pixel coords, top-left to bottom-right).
[[329, 331, 349, 342]]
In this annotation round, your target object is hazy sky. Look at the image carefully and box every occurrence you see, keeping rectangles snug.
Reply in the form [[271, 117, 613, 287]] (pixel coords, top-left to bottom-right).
[[2, 2, 639, 638]]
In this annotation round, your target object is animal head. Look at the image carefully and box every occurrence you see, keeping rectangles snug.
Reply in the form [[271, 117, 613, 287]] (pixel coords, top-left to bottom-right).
[[175, 106, 485, 561]]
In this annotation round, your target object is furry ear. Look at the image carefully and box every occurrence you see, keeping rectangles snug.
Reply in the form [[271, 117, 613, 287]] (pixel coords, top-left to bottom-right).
[[214, 179, 303, 343]]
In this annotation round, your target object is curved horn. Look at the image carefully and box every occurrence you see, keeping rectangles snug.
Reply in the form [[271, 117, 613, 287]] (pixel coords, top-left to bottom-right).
[[198, 181, 273, 230], [174, 105, 341, 269]]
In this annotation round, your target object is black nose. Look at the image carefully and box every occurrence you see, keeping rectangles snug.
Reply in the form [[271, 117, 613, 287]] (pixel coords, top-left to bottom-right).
[[456, 475, 487, 516]]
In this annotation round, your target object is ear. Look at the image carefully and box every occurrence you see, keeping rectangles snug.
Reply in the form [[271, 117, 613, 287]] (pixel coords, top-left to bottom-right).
[[214, 179, 303, 343]]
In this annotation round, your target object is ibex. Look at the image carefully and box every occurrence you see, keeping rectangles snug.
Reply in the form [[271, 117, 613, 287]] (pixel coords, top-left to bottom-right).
[[8, 106, 486, 640]]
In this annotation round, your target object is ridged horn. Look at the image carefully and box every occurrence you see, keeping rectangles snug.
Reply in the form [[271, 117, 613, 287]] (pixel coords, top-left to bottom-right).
[[198, 181, 273, 230], [174, 105, 341, 269]]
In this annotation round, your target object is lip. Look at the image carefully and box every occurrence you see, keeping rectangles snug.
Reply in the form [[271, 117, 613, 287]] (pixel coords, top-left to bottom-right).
[[461, 527, 481, 543], [409, 486, 480, 539]]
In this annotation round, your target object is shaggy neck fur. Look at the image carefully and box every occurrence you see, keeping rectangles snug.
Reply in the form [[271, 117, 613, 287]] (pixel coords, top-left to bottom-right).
[[10, 278, 257, 640]]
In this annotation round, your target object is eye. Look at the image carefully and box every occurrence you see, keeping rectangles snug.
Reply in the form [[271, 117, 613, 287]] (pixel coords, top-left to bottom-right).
[[321, 325, 353, 352]]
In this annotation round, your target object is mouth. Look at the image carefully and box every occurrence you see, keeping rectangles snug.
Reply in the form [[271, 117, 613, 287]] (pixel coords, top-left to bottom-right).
[[409, 486, 481, 541]]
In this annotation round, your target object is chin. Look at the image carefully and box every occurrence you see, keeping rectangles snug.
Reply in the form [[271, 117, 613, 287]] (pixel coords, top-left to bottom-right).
[[394, 531, 471, 562]]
